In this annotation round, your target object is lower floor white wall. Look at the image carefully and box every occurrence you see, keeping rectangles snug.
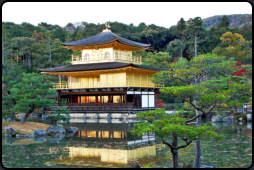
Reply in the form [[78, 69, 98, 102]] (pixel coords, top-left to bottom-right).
[[142, 94, 154, 107], [149, 95, 155, 107], [142, 95, 148, 107]]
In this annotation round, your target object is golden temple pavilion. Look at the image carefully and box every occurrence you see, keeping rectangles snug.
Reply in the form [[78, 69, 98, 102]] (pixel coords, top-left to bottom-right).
[[38, 25, 168, 114]]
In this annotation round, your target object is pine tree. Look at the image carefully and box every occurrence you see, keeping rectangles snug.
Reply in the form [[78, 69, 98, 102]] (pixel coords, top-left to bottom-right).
[[217, 15, 230, 29], [75, 29, 84, 41]]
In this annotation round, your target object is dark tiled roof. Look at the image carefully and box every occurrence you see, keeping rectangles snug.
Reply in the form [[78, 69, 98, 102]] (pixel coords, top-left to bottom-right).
[[38, 62, 169, 72], [62, 31, 150, 48]]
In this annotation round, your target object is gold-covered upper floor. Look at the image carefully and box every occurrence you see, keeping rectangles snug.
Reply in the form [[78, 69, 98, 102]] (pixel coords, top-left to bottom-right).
[[39, 63, 168, 90], [52, 71, 164, 89]]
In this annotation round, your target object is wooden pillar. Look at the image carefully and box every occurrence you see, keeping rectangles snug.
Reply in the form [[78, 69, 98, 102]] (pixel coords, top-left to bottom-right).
[[79, 96, 81, 106], [70, 75, 72, 89], [125, 92, 127, 106], [71, 94, 72, 106], [100, 94, 102, 106], [59, 75, 61, 88]]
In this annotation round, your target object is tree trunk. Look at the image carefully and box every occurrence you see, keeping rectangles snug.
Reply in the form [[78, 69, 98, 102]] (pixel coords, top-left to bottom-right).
[[194, 36, 198, 58], [217, 107, 225, 116], [49, 40, 52, 68], [28, 55, 31, 69], [193, 100, 201, 168], [233, 106, 237, 114], [11, 99, 16, 121], [11, 110, 16, 121], [20, 106, 34, 124], [171, 132, 178, 168]]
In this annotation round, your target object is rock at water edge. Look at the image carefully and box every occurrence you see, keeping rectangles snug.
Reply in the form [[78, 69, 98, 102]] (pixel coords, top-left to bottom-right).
[[223, 116, 238, 122], [5, 127, 17, 136], [211, 116, 223, 122]]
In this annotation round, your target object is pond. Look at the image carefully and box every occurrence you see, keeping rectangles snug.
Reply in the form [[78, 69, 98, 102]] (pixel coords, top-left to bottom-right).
[[2, 119, 252, 168]]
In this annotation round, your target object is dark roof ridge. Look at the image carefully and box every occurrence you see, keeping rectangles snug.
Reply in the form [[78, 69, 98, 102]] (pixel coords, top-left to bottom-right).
[[61, 31, 150, 48], [38, 62, 168, 72]]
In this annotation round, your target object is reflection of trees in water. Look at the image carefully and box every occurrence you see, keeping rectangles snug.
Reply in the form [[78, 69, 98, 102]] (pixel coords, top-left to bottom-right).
[[200, 124, 252, 168], [158, 122, 252, 168], [2, 122, 252, 168], [2, 139, 70, 168]]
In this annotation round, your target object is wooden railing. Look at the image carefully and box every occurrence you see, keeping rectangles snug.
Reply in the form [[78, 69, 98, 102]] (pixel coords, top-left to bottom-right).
[[71, 53, 142, 64], [53, 81, 164, 89], [46, 103, 134, 112], [52, 102, 133, 107]]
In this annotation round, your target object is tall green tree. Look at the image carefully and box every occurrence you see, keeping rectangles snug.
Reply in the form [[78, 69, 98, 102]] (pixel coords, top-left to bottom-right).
[[44, 31, 55, 68], [146, 52, 172, 68], [166, 39, 185, 57], [64, 31, 73, 42], [10, 73, 57, 124], [131, 109, 223, 168], [152, 54, 240, 168], [2, 60, 25, 120], [174, 18, 187, 40], [217, 15, 230, 29], [75, 29, 84, 41], [185, 17, 206, 58]]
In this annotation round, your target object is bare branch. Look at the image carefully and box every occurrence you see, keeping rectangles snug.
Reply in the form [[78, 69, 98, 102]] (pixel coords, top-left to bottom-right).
[[161, 139, 176, 149], [186, 122, 197, 125], [171, 77, 190, 84], [185, 113, 203, 124], [205, 105, 216, 114], [177, 139, 192, 149]]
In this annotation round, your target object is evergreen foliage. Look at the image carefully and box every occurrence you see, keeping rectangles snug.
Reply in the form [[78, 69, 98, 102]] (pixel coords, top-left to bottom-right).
[[9, 73, 57, 124], [131, 109, 223, 168]]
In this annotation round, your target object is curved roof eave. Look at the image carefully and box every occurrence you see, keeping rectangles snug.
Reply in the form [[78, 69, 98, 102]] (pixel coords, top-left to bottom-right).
[[61, 32, 151, 48], [37, 62, 169, 73]]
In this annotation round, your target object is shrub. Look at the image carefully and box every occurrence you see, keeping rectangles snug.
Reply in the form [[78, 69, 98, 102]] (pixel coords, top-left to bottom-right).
[[210, 111, 218, 115], [165, 105, 175, 110], [49, 107, 70, 124], [235, 112, 242, 115], [233, 114, 247, 121]]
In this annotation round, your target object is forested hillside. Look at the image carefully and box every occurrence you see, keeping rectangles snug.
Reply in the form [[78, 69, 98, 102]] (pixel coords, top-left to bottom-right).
[[2, 14, 252, 118], [202, 14, 252, 29], [2, 15, 252, 74]]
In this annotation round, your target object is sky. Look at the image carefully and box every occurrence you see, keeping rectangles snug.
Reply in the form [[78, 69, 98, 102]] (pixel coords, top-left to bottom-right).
[[2, 2, 252, 28]]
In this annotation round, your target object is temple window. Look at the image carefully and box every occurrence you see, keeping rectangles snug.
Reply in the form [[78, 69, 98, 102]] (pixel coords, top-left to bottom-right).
[[115, 52, 118, 59], [84, 53, 89, 60], [127, 54, 131, 60], [105, 52, 110, 59], [113, 95, 121, 103]]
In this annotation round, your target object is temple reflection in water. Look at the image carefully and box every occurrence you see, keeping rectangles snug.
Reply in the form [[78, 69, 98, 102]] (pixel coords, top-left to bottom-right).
[[47, 121, 166, 167]]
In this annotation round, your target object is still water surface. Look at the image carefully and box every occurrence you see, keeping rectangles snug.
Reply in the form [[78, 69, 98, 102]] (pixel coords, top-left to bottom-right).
[[2, 119, 252, 168]]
